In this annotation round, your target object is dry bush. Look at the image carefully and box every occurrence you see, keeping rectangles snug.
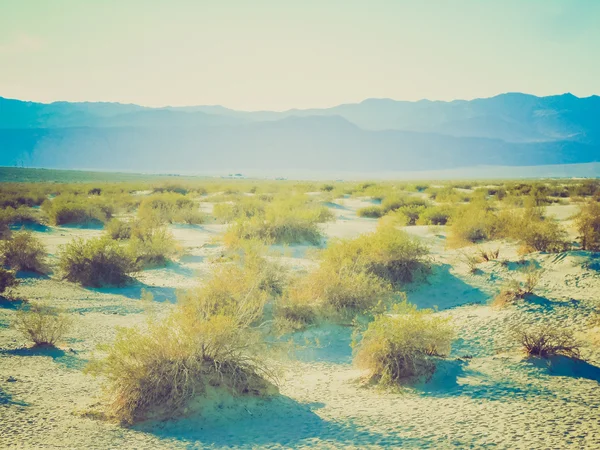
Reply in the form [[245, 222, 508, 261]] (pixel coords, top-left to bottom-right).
[[42, 195, 113, 225], [576, 201, 600, 251], [516, 325, 581, 358], [86, 262, 277, 424], [128, 222, 178, 268], [0, 230, 47, 273], [447, 202, 501, 246], [0, 267, 18, 294], [105, 218, 132, 240], [357, 206, 384, 218], [322, 225, 430, 286], [492, 265, 543, 307], [213, 196, 266, 223], [461, 252, 481, 274], [354, 301, 455, 385], [59, 237, 135, 287], [13, 303, 72, 347], [138, 193, 204, 225], [478, 247, 500, 262], [278, 266, 392, 328], [225, 197, 333, 245]]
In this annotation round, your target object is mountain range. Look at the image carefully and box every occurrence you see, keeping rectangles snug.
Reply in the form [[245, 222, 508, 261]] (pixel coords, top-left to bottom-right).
[[1, 93, 599, 176]]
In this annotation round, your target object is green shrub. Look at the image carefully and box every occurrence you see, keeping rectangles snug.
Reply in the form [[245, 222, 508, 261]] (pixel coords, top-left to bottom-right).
[[576, 201, 600, 251], [59, 237, 135, 287], [322, 225, 430, 286], [42, 195, 113, 225], [225, 197, 333, 245], [278, 266, 392, 327], [13, 303, 72, 347], [213, 196, 265, 223], [105, 218, 132, 240], [417, 205, 455, 225], [128, 223, 177, 268], [0, 268, 18, 294], [86, 262, 277, 424], [357, 206, 384, 218], [138, 192, 202, 224], [354, 301, 455, 385], [0, 230, 47, 273]]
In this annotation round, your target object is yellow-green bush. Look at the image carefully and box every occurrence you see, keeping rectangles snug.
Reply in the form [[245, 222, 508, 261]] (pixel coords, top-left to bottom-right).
[[322, 225, 430, 286], [13, 303, 72, 347], [576, 201, 600, 251], [128, 223, 178, 268], [105, 218, 132, 241], [138, 193, 204, 225], [42, 195, 114, 225], [59, 237, 135, 287], [278, 266, 392, 327], [353, 301, 455, 385], [357, 206, 384, 218], [0, 230, 47, 273], [0, 267, 18, 294], [86, 261, 277, 424]]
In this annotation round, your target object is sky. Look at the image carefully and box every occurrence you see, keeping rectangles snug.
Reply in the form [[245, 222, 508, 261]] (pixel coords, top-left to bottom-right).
[[0, 0, 599, 111]]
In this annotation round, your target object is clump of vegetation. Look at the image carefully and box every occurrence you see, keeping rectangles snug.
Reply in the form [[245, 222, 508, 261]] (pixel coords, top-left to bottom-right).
[[493, 265, 543, 307], [576, 201, 600, 251], [278, 266, 392, 328], [128, 223, 178, 268], [0, 230, 47, 273], [138, 193, 204, 224], [213, 196, 266, 223], [0, 267, 18, 294], [321, 225, 430, 286], [105, 218, 132, 240], [478, 247, 500, 262], [225, 197, 333, 245], [357, 206, 384, 218], [86, 261, 278, 424], [59, 237, 135, 287], [42, 195, 114, 225], [354, 301, 455, 385], [516, 325, 581, 358], [13, 303, 73, 347]]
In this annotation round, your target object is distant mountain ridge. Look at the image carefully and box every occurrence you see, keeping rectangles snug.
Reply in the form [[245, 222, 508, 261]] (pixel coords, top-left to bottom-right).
[[1, 93, 599, 174]]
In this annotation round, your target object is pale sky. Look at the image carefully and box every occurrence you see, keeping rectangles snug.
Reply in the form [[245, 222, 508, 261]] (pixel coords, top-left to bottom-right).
[[0, 0, 599, 111]]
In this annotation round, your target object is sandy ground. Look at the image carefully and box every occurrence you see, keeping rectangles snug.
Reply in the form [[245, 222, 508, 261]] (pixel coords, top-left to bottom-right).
[[1, 203, 600, 448]]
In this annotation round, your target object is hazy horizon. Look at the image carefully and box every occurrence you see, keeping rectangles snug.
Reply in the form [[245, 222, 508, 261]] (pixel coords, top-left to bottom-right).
[[2, 0, 599, 111]]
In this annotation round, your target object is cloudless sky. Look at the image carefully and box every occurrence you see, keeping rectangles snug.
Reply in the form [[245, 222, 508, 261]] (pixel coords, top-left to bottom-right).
[[0, 0, 599, 110]]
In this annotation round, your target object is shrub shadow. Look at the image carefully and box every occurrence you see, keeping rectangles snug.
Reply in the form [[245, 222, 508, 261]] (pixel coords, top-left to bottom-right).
[[136, 395, 431, 448], [290, 324, 354, 364], [93, 283, 178, 303], [10, 221, 50, 233], [408, 264, 489, 310], [0, 387, 29, 406], [0, 297, 27, 310], [0, 346, 87, 370], [527, 356, 600, 383]]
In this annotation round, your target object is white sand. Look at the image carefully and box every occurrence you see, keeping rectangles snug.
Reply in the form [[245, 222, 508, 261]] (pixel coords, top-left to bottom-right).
[[2, 203, 600, 448]]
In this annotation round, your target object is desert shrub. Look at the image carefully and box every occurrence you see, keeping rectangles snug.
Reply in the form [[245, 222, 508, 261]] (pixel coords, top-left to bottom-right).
[[138, 193, 203, 224], [517, 215, 569, 254], [105, 218, 132, 240], [427, 187, 470, 203], [59, 237, 135, 287], [357, 206, 384, 218], [320, 184, 335, 192], [447, 202, 501, 246], [417, 205, 454, 225], [0, 206, 43, 231], [278, 266, 392, 327], [87, 263, 277, 424], [0, 230, 47, 272], [393, 205, 426, 225], [492, 266, 542, 307], [128, 223, 177, 268], [516, 325, 581, 358], [225, 198, 333, 245], [354, 301, 455, 385], [576, 201, 600, 251], [478, 247, 500, 262], [322, 225, 430, 286], [13, 303, 72, 347], [213, 196, 266, 223], [0, 268, 18, 294], [42, 195, 114, 225]]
